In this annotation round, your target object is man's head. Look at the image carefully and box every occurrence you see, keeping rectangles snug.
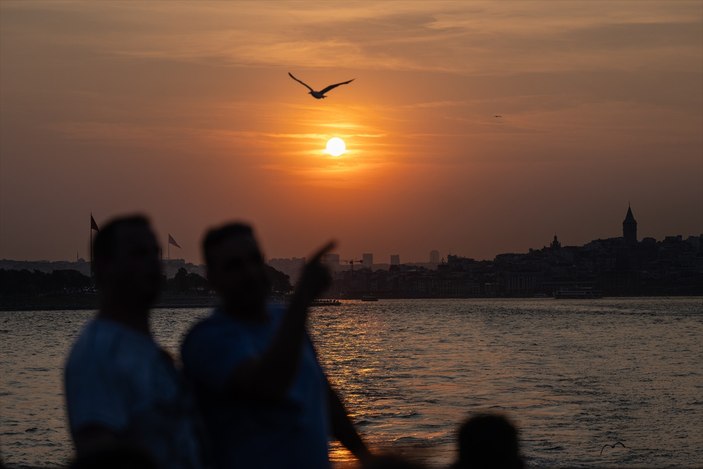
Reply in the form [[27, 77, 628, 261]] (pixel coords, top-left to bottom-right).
[[202, 222, 270, 314], [456, 413, 523, 469], [93, 215, 162, 310]]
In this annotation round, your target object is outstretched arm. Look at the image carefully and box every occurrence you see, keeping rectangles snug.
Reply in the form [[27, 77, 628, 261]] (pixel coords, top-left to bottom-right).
[[327, 380, 371, 463], [224, 242, 335, 401]]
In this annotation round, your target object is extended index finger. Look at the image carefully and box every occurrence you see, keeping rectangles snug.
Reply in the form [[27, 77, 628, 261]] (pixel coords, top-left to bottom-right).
[[308, 240, 337, 264]]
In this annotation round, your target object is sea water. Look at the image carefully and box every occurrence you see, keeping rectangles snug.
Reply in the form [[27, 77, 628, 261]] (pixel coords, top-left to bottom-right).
[[1, 298, 702, 467]]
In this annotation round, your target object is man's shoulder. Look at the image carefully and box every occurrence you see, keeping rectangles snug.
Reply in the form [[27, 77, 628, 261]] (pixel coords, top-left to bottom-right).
[[185, 309, 225, 332], [181, 310, 229, 350], [182, 304, 284, 351], [67, 318, 158, 371], [67, 319, 116, 360]]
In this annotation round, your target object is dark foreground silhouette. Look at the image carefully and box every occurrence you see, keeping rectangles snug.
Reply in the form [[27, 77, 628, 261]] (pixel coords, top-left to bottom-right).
[[63, 215, 205, 469], [181, 222, 370, 468], [55, 217, 533, 469], [68, 444, 158, 469], [453, 414, 524, 469]]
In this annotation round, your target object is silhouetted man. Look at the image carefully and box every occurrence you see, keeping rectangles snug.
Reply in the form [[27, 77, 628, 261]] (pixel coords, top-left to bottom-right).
[[454, 413, 524, 469], [64, 215, 204, 469], [181, 223, 370, 468]]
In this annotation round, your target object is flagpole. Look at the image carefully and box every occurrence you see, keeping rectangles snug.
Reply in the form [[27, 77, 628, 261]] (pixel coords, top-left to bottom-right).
[[167, 237, 170, 261], [90, 213, 93, 278]]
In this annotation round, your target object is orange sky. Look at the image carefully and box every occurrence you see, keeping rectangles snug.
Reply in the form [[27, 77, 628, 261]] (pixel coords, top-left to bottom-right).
[[1, 1, 702, 263]]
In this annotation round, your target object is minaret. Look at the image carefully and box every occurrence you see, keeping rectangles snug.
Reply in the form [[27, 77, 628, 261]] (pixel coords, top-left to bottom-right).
[[623, 205, 637, 245]]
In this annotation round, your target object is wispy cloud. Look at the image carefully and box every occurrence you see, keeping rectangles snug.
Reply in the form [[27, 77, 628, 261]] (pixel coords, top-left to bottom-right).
[[6, 1, 700, 76]]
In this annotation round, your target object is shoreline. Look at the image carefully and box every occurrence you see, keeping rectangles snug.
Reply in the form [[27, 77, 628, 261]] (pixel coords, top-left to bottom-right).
[[1, 294, 701, 312], [0, 295, 219, 312]]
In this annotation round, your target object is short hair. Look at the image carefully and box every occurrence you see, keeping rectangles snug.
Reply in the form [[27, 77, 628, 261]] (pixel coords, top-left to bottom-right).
[[202, 222, 255, 266], [458, 413, 522, 469], [93, 215, 151, 264]]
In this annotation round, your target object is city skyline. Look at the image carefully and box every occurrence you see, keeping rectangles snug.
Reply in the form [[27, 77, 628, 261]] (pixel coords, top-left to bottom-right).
[[1, 1, 702, 264], [3, 205, 700, 268], [3, 202, 700, 300]]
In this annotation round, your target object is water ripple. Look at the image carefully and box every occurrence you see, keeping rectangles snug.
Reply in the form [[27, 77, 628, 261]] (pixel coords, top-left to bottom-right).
[[1, 299, 702, 467]]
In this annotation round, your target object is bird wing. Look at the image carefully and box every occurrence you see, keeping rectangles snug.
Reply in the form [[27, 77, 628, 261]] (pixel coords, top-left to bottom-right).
[[600, 442, 626, 455], [319, 79, 354, 95], [288, 72, 314, 92]]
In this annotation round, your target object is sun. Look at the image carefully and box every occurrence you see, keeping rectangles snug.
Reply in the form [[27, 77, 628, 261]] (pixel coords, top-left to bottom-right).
[[325, 137, 346, 157]]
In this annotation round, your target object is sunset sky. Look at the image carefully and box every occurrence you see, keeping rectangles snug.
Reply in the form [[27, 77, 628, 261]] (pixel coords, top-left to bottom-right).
[[1, 1, 701, 264]]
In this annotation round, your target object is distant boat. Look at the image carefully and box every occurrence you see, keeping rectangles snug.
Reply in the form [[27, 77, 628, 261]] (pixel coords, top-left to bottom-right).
[[553, 288, 603, 299], [361, 295, 379, 302], [311, 298, 341, 307]]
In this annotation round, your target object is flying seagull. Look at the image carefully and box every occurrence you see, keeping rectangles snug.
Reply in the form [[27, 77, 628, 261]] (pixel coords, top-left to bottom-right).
[[600, 441, 627, 456], [288, 72, 354, 99]]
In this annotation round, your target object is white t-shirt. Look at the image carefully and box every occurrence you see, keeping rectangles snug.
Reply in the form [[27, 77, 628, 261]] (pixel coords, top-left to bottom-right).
[[65, 318, 203, 469]]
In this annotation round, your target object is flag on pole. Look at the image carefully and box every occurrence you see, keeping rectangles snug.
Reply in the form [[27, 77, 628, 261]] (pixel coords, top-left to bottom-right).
[[90, 214, 100, 232], [168, 234, 181, 249]]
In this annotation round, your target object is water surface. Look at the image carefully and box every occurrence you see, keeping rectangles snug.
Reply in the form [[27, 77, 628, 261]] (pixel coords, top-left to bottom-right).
[[1, 298, 701, 467]]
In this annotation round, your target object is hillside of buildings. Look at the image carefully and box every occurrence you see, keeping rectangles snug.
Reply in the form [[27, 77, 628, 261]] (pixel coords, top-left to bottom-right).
[[2, 207, 701, 307], [326, 233, 702, 299]]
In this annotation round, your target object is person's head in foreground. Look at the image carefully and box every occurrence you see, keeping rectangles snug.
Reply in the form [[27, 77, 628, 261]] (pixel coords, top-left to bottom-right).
[[203, 222, 271, 315], [455, 413, 524, 469], [93, 215, 161, 311]]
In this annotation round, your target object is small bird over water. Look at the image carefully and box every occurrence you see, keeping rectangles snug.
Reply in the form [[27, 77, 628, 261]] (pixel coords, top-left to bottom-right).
[[600, 441, 627, 456], [288, 72, 354, 99]]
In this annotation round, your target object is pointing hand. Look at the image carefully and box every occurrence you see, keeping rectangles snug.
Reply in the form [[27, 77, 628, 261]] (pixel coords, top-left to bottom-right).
[[294, 241, 336, 305]]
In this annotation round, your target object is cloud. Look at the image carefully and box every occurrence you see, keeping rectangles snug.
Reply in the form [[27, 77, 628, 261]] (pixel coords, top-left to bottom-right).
[[5, 1, 699, 77]]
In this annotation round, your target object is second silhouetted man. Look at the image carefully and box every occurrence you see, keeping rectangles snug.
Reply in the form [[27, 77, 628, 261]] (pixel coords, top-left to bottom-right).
[[181, 222, 370, 468]]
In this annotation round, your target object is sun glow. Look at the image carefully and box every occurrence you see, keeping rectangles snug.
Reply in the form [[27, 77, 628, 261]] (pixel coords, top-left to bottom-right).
[[325, 137, 346, 157]]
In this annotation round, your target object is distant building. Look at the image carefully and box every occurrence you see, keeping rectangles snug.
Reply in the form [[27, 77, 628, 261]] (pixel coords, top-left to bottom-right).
[[322, 253, 340, 270], [362, 253, 373, 269], [162, 259, 205, 278], [0, 259, 91, 277], [685, 235, 702, 252], [623, 205, 638, 244], [267, 257, 305, 283], [430, 250, 440, 264], [390, 254, 400, 266], [550, 235, 561, 249]]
